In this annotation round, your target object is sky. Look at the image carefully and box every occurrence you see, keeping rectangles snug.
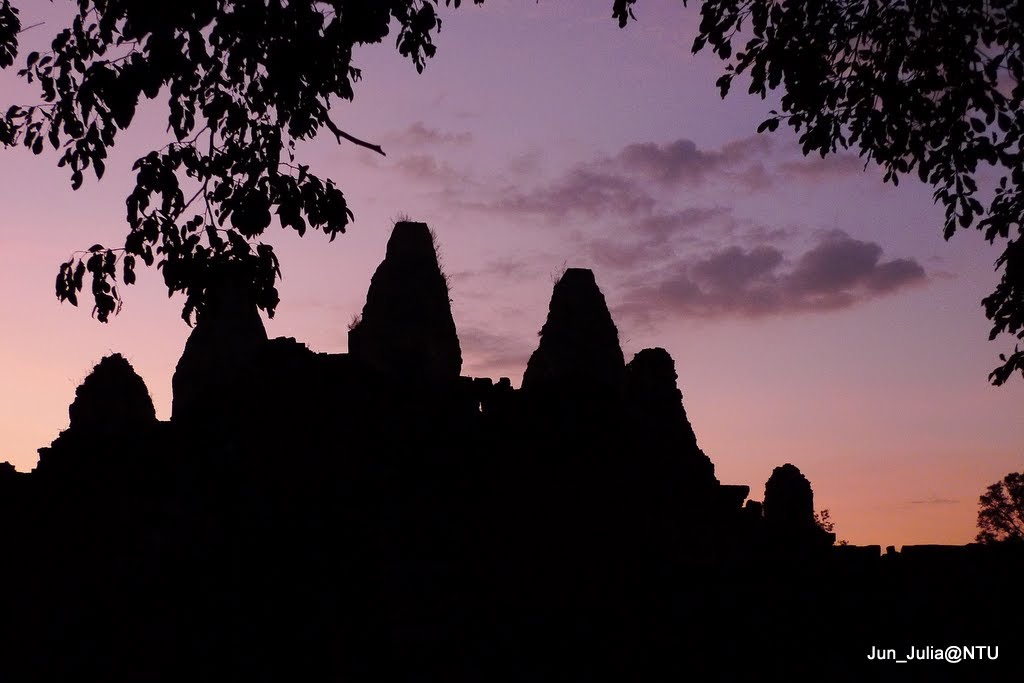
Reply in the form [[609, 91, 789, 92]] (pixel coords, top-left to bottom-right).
[[1, 0, 1022, 548]]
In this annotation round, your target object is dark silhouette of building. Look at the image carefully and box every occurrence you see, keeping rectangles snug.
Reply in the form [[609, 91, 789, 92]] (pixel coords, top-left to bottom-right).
[[0, 221, 1019, 682], [348, 221, 462, 384], [764, 462, 836, 547]]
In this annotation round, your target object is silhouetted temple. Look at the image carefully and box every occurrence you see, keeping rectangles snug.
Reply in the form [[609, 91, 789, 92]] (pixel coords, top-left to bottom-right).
[[0, 222, 1018, 681]]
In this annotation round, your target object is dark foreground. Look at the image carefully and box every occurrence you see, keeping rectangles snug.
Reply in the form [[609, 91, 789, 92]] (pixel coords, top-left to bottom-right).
[[1, 223, 1019, 681]]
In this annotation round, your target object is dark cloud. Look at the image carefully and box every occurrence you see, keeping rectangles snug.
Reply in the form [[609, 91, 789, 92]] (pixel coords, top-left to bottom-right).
[[616, 231, 927, 320], [788, 235, 888, 294], [616, 139, 711, 184], [865, 259, 929, 292], [787, 234, 925, 297], [692, 245, 784, 291], [595, 135, 865, 194], [615, 135, 773, 186]]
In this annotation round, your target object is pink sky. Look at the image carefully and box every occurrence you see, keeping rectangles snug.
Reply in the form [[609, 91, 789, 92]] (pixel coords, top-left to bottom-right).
[[1, 0, 1022, 547]]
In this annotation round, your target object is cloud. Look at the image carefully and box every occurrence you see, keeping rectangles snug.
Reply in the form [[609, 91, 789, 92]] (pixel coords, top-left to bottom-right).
[[692, 245, 785, 291], [719, 134, 775, 161], [609, 134, 867, 190], [616, 139, 713, 184], [586, 238, 663, 269], [367, 134, 927, 330], [507, 150, 544, 176], [459, 325, 534, 378], [908, 498, 960, 505], [391, 132, 865, 233], [383, 122, 473, 147], [413, 133, 867, 241], [615, 135, 772, 186], [634, 206, 730, 243], [489, 167, 657, 219], [391, 154, 468, 186], [464, 136, 775, 222], [615, 231, 927, 320], [580, 207, 786, 272], [450, 256, 535, 283], [778, 154, 866, 182], [731, 162, 774, 191], [787, 233, 926, 297]]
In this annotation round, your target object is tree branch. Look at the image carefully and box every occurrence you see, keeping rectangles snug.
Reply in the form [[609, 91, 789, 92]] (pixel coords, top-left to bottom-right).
[[322, 114, 385, 156]]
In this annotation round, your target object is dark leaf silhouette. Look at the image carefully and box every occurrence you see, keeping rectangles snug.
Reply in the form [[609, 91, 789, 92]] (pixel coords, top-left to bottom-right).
[[0, 0, 484, 324], [682, 0, 1024, 385], [0, 1, 18, 71]]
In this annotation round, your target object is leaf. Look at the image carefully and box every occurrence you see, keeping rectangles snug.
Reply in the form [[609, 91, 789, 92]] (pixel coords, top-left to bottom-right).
[[73, 261, 85, 291], [123, 254, 136, 285], [55, 263, 69, 301]]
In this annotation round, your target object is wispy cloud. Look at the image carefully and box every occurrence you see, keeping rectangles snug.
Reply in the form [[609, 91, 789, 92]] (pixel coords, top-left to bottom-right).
[[451, 256, 537, 283], [459, 325, 534, 378], [382, 122, 474, 148], [632, 207, 731, 244], [778, 154, 866, 182], [388, 154, 473, 191], [487, 167, 659, 219], [582, 207, 733, 268], [467, 136, 771, 221]]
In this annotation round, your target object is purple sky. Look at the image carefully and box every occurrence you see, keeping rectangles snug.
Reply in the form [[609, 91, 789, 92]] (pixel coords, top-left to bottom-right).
[[1, 0, 1022, 546]]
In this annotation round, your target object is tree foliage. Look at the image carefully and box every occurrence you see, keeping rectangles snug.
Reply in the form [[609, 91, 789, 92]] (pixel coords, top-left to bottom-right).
[[976, 470, 1024, 543], [4, 0, 1024, 387], [683, 0, 1024, 385], [813, 508, 847, 545], [812, 508, 835, 534], [0, 0, 642, 324], [0, 0, 482, 324]]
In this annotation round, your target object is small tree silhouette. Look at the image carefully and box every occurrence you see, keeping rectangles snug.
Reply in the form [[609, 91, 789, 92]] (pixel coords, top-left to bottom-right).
[[976, 471, 1024, 544], [813, 508, 847, 546], [813, 509, 835, 534]]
